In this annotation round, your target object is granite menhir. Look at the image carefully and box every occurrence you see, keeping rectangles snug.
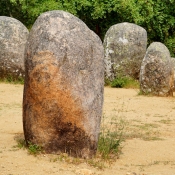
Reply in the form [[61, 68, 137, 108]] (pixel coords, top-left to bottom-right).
[[140, 42, 174, 96], [104, 22, 147, 80], [23, 10, 104, 158], [0, 16, 29, 79]]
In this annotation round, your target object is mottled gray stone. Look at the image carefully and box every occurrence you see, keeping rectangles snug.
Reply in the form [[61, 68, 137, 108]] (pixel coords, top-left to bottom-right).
[[140, 42, 174, 96], [0, 16, 29, 79], [104, 22, 147, 80], [23, 10, 104, 158]]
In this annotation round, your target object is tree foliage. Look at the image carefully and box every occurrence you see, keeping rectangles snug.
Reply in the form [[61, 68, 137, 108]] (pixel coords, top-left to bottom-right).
[[0, 0, 175, 56]]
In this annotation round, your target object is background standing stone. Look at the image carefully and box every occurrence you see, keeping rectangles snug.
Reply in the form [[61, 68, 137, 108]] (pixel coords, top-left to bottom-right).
[[23, 10, 104, 158], [0, 16, 29, 79], [140, 42, 174, 96], [103, 22, 147, 81]]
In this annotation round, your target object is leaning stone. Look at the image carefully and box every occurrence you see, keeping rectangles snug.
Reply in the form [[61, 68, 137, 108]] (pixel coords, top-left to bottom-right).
[[0, 16, 29, 79], [23, 10, 104, 158], [103, 22, 147, 80], [140, 42, 174, 96]]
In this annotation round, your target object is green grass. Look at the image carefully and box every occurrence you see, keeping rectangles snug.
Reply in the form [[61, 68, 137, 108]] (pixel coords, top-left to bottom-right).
[[0, 75, 24, 84], [123, 122, 162, 141], [153, 114, 164, 118], [104, 78, 111, 86], [15, 136, 42, 156], [137, 123, 160, 130], [133, 160, 175, 169], [97, 115, 125, 160], [27, 142, 42, 155], [16, 138, 26, 149], [158, 119, 173, 124], [110, 76, 139, 89], [97, 130, 123, 160]]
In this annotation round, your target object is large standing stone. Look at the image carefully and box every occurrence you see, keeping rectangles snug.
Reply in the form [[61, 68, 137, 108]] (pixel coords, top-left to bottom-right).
[[23, 10, 104, 158], [104, 22, 147, 80], [0, 16, 29, 79], [140, 42, 174, 96]]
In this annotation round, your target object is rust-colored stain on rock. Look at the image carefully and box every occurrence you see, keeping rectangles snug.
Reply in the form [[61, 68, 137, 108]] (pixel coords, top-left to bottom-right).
[[23, 51, 96, 158]]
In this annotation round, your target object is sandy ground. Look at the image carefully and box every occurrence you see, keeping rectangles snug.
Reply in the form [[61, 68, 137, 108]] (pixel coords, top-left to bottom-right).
[[0, 83, 175, 175]]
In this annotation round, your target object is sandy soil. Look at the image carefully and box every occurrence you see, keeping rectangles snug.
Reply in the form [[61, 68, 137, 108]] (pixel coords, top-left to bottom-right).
[[0, 83, 175, 175]]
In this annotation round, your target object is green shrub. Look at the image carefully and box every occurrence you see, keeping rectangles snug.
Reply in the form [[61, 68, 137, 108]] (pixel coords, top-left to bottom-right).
[[110, 76, 139, 89], [97, 116, 125, 160], [104, 78, 111, 86], [28, 142, 42, 156], [15, 137, 42, 156], [0, 75, 24, 84], [111, 77, 126, 88]]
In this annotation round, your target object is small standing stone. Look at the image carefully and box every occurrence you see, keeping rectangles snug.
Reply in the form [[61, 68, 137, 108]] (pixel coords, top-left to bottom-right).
[[103, 22, 147, 80], [140, 42, 174, 96], [23, 10, 104, 158], [0, 16, 29, 79]]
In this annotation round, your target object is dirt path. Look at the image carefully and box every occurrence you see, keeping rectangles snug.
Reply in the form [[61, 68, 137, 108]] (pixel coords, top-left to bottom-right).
[[0, 83, 175, 175]]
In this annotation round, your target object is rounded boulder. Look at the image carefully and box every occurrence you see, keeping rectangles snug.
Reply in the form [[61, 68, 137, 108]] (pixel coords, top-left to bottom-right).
[[140, 42, 174, 96], [0, 16, 29, 79], [104, 22, 147, 80]]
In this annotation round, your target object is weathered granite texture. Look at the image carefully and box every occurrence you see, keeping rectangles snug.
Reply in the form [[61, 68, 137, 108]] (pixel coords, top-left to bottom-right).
[[104, 22, 147, 80], [140, 42, 174, 96], [0, 16, 29, 79], [23, 10, 104, 158]]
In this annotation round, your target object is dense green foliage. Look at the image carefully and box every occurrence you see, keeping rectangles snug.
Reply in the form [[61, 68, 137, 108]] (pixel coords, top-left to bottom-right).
[[0, 0, 175, 56]]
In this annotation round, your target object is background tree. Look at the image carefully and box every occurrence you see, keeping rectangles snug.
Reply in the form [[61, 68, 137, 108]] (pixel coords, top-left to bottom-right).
[[0, 0, 174, 56]]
